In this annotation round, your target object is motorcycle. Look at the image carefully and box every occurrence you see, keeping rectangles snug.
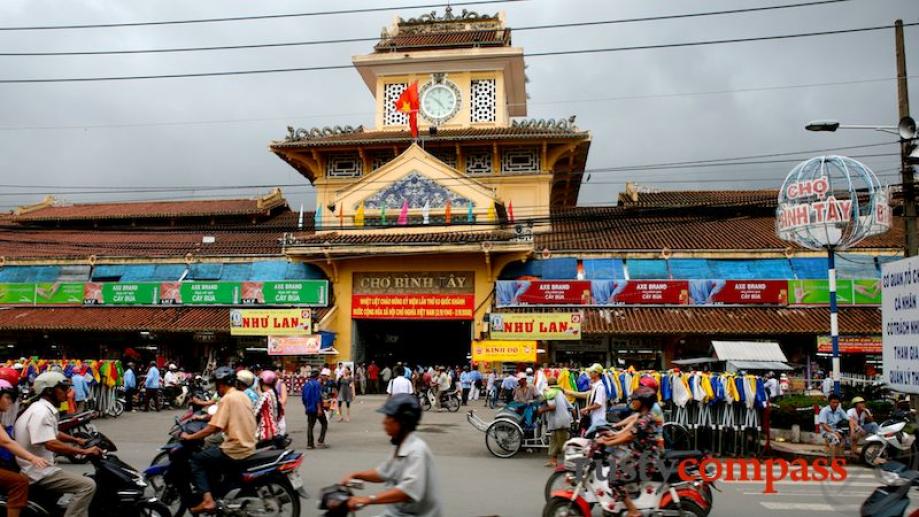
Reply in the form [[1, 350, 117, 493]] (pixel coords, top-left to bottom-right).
[[543, 436, 712, 517], [0, 432, 171, 517], [162, 383, 190, 409], [143, 414, 306, 516], [317, 480, 365, 517], [860, 460, 919, 516], [55, 411, 98, 464], [861, 409, 917, 467], [428, 389, 460, 413]]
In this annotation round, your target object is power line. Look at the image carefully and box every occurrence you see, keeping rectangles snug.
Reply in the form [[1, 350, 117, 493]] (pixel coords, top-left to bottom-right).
[[2, 75, 915, 132], [1, 22, 914, 84], [0, 0, 856, 56], [0, 0, 525, 31]]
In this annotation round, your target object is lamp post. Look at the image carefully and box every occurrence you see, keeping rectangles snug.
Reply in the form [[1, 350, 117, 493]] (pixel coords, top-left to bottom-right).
[[776, 156, 891, 396]]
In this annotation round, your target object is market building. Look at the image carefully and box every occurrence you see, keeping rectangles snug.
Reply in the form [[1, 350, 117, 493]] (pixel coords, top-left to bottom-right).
[[0, 8, 905, 376]]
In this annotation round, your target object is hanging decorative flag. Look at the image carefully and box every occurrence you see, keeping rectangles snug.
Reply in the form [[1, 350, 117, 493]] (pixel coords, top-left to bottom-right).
[[355, 202, 365, 227], [381, 202, 388, 225], [394, 81, 420, 139], [445, 199, 452, 224], [487, 203, 497, 222], [507, 201, 515, 223], [338, 205, 344, 228], [314, 206, 323, 229], [467, 202, 475, 223], [397, 200, 409, 225], [297, 204, 304, 230], [422, 200, 430, 225]]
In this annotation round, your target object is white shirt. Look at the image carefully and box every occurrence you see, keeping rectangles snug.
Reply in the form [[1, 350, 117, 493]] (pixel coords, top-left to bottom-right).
[[14, 398, 61, 481], [388, 376, 414, 396], [847, 407, 872, 426], [587, 380, 608, 427], [764, 378, 779, 399], [164, 371, 180, 387]]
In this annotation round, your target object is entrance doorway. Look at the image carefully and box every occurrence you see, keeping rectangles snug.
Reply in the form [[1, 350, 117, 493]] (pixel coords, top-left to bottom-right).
[[353, 319, 472, 368]]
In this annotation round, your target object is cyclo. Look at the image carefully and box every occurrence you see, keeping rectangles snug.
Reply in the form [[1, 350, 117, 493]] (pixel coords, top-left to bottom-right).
[[468, 398, 575, 458]]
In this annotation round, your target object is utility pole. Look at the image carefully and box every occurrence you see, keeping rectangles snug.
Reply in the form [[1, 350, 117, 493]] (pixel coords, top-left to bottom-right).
[[896, 19, 917, 256]]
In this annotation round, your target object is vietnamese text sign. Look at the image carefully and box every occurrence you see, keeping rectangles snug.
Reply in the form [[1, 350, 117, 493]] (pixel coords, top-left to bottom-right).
[[593, 280, 689, 305], [495, 280, 591, 306], [351, 294, 475, 319], [691, 280, 788, 305], [267, 335, 322, 355], [818, 335, 882, 354], [353, 272, 474, 294], [230, 308, 312, 336], [471, 340, 537, 363], [489, 312, 582, 340], [882, 256, 919, 394]]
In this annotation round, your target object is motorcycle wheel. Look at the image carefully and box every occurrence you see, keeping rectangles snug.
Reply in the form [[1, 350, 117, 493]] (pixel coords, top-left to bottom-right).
[[446, 395, 460, 413], [233, 477, 300, 517], [544, 470, 572, 502], [109, 399, 124, 418], [861, 442, 888, 467], [543, 496, 588, 517], [135, 500, 173, 517], [419, 394, 432, 412], [485, 420, 522, 458], [145, 452, 185, 516], [662, 499, 707, 517]]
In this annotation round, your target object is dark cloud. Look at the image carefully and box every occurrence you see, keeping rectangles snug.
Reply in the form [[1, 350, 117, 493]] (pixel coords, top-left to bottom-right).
[[0, 0, 916, 211]]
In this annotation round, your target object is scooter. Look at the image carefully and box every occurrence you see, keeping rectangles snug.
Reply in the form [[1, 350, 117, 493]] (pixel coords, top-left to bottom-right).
[[0, 432, 171, 517], [861, 409, 917, 467], [144, 412, 306, 517], [55, 411, 98, 464], [318, 480, 365, 517], [860, 461, 919, 516]]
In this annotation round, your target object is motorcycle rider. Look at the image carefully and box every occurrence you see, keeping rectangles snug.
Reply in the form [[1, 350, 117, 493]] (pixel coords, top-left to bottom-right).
[[596, 386, 662, 517], [339, 394, 442, 516], [163, 364, 181, 406], [847, 396, 880, 456], [0, 379, 50, 517], [179, 366, 257, 514], [13, 371, 102, 517], [433, 367, 451, 411], [236, 369, 259, 410]]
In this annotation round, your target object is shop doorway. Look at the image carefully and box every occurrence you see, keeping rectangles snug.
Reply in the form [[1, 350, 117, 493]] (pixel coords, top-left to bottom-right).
[[353, 319, 472, 368]]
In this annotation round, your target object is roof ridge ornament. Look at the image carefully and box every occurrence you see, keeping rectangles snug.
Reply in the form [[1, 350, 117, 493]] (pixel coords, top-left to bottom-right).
[[284, 125, 364, 142], [511, 116, 577, 131], [398, 8, 497, 25]]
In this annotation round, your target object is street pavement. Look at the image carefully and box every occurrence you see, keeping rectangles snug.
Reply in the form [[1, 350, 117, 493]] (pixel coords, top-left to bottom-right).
[[58, 394, 908, 516]]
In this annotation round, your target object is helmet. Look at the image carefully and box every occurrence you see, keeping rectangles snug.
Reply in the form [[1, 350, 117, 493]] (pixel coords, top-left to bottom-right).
[[212, 366, 236, 385], [588, 363, 604, 375], [12, 363, 23, 371], [377, 393, 422, 430], [0, 380, 15, 398], [630, 387, 657, 411], [33, 371, 70, 397], [320, 368, 332, 377], [639, 375, 659, 391], [168, 364, 177, 371], [236, 369, 256, 387], [0, 367, 18, 386], [525, 367, 533, 374], [259, 370, 278, 385], [851, 396, 866, 404]]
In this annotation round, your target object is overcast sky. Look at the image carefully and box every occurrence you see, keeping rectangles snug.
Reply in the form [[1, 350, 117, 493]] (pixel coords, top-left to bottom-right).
[[0, 0, 916, 212]]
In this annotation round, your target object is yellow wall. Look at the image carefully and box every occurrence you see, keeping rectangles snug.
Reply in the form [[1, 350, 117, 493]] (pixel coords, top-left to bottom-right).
[[373, 71, 507, 130], [317, 253, 500, 361]]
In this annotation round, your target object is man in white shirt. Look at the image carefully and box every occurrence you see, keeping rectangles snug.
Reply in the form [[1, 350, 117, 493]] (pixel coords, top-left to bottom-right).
[[566, 363, 608, 431], [387, 366, 414, 397], [847, 396, 880, 456], [764, 372, 780, 400], [433, 367, 451, 410], [163, 364, 181, 387], [15, 372, 102, 517]]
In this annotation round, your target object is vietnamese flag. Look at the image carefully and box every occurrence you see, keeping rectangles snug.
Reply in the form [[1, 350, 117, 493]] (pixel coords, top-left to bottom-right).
[[507, 201, 515, 223], [395, 81, 420, 139], [445, 199, 452, 224]]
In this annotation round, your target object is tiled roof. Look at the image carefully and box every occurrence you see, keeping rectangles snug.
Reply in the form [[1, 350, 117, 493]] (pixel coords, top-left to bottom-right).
[[374, 29, 511, 52], [271, 126, 589, 149], [14, 196, 287, 222], [290, 228, 515, 246], [0, 306, 329, 332], [538, 208, 906, 251], [580, 306, 879, 335], [618, 190, 779, 208]]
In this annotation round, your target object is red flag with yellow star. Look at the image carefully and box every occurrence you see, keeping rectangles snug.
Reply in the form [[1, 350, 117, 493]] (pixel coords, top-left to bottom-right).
[[394, 81, 420, 138]]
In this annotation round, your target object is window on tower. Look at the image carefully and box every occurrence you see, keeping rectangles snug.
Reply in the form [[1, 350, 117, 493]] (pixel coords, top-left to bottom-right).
[[470, 79, 497, 123]]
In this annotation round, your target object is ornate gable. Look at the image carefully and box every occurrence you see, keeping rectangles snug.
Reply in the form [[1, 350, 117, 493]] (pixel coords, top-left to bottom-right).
[[360, 172, 471, 210]]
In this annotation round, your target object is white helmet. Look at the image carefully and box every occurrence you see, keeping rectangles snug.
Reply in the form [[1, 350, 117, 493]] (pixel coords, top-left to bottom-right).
[[236, 369, 256, 388], [12, 363, 23, 371], [33, 371, 69, 398], [168, 364, 177, 371], [525, 367, 534, 374]]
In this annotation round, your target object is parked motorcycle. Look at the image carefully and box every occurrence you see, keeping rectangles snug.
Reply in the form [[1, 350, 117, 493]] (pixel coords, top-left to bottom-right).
[[0, 432, 171, 517], [144, 415, 306, 516], [860, 460, 919, 516], [862, 409, 917, 467]]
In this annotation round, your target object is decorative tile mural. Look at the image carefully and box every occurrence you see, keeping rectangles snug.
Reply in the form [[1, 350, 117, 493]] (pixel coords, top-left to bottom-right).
[[359, 171, 473, 209]]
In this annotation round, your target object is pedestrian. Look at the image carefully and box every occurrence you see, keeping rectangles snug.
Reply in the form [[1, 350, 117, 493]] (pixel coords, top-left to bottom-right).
[[387, 366, 414, 396], [338, 394, 442, 516], [337, 368, 355, 423], [368, 361, 380, 394], [356, 363, 367, 396], [143, 361, 161, 412], [565, 363, 608, 432], [335, 362, 344, 381], [122, 362, 136, 412], [274, 365, 289, 435], [255, 371, 280, 443], [469, 367, 482, 402], [537, 377, 571, 468], [500, 372, 517, 404], [764, 372, 780, 401], [301, 369, 328, 449], [69, 369, 90, 414], [381, 364, 393, 389], [459, 366, 472, 406]]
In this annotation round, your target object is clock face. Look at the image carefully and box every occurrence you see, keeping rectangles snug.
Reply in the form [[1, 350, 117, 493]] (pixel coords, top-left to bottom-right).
[[420, 82, 460, 124]]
